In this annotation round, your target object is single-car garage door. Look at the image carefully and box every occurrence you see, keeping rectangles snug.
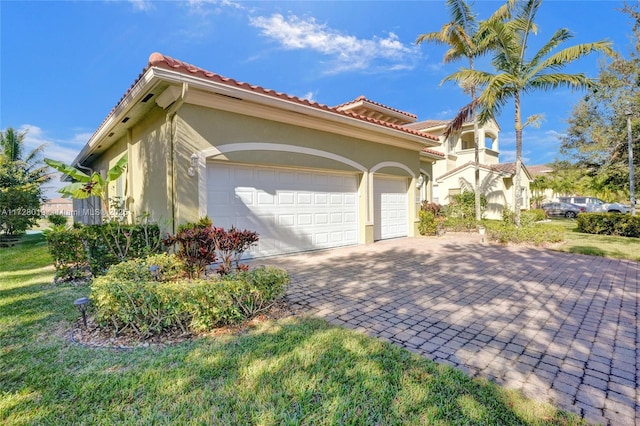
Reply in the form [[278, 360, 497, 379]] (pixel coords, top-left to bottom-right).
[[374, 176, 408, 240], [207, 163, 359, 257]]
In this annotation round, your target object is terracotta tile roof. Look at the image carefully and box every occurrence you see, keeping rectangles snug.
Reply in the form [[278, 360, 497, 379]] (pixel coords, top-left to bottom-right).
[[527, 164, 554, 176], [147, 53, 439, 142], [489, 163, 517, 174], [421, 148, 445, 158], [334, 95, 418, 119], [489, 162, 532, 179], [82, 53, 440, 155], [404, 119, 451, 130]]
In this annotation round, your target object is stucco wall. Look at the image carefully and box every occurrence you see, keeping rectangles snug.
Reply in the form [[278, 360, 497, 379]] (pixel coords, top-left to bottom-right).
[[173, 102, 423, 240]]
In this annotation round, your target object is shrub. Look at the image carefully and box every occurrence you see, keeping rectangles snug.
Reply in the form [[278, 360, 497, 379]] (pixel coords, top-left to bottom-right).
[[486, 222, 565, 246], [229, 266, 290, 317], [442, 192, 485, 232], [163, 223, 217, 279], [82, 222, 163, 275], [91, 258, 289, 337], [104, 253, 184, 282], [164, 220, 259, 278], [520, 209, 546, 227], [44, 225, 88, 281], [47, 214, 68, 227], [418, 210, 438, 236], [577, 213, 640, 238], [501, 206, 516, 224], [212, 226, 260, 275]]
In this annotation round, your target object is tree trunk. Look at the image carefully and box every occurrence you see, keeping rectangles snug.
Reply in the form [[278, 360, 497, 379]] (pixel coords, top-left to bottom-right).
[[472, 86, 481, 223], [514, 92, 523, 227], [470, 57, 481, 224]]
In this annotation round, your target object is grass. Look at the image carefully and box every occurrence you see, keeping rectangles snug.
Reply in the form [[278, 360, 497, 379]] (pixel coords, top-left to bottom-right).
[[0, 235, 586, 425], [547, 218, 640, 261]]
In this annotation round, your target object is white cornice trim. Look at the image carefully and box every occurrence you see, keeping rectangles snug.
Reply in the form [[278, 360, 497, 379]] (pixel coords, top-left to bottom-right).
[[370, 161, 415, 178], [202, 143, 367, 172]]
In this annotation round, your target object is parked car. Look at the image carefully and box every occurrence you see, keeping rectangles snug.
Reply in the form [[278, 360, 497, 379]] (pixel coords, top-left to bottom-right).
[[557, 196, 630, 214], [542, 201, 586, 218]]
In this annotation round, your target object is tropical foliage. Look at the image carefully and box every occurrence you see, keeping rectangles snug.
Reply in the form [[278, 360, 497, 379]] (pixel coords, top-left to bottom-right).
[[44, 155, 128, 221], [441, 0, 614, 226], [560, 4, 640, 201], [416, 0, 510, 221], [0, 128, 51, 235]]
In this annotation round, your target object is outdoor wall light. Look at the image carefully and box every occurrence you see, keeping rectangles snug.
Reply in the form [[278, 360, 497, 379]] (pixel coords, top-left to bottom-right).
[[415, 175, 425, 188], [74, 297, 90, 328], [187, 153, 199, 177]]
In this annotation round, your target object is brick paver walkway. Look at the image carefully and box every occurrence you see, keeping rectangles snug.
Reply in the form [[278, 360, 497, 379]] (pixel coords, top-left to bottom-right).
[[261, 234, 639, 425]]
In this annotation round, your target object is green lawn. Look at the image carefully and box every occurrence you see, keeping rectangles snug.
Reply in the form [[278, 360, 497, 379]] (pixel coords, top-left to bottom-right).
[[548, 218, 640, 261], [0, 235, 585, 425]]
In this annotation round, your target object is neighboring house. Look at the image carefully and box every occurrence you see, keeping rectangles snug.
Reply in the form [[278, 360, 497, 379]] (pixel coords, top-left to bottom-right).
[[404, 119, 532, 219], [528, 164, 556, 206], [69, 53, 444, 258], [41, 197, 74, 217]]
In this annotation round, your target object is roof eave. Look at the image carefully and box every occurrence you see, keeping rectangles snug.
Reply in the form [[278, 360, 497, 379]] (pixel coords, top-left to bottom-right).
[[73, 64, 440, 170], [150, 67, 439, 147], [70, 69, 160, 169]]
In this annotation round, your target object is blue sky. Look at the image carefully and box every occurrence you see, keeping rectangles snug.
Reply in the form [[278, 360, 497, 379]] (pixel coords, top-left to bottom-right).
[[1, 0, 635, 197]]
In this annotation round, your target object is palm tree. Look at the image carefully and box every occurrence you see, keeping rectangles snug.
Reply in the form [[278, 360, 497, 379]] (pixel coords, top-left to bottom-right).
[[0, 128, 51, 235], [416, 0, 511, 223], [444, 0, 614, 226], [0, 127, 50, 185]]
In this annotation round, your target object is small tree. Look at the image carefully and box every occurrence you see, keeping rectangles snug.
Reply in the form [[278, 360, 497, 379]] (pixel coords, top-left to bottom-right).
[[0, 128, 51, 236]]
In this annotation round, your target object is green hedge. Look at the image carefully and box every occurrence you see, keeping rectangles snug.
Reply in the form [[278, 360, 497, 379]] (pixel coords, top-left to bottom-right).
[[485, 222, 565, 246], [45, 222, 164, 280], [91, 257, 290, 337], [83, 223, 163, 275], [44, 225, 88, 281], [577, 213, 640, 238]]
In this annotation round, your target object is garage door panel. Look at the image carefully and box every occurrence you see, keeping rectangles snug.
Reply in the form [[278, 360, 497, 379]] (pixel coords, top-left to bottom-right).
[[208, 163, 358, 257], [374, 177, 408, 241]]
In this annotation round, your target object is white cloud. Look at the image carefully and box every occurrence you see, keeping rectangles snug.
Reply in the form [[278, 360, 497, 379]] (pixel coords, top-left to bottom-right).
[[128, 0, 153, 11], [249, 14, 419, 74], [14, 124, 89, 199], [499, 149, 531, 164], [300, 91, 318, 102], [186, 0, 245, 16], [18, 124, 87, 164]]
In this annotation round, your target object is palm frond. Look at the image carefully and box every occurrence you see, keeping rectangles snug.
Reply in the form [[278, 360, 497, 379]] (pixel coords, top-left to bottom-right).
[[523, 114, 544, 129], [526, 73, 596, 92], [444, 100, 477, 137], [531, 41, 614, 75], [447, 0, 478, 34], [528, 28, 573, 68]]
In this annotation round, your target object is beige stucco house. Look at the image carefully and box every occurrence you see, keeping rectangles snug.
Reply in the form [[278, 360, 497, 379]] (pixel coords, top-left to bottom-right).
[[405, 119, 532, 219], [70, 53, 445, 257]]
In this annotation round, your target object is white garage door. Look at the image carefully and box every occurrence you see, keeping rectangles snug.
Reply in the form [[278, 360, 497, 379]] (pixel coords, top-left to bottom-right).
[[207, 163, 359, 257], [374, 176, 408, 240]]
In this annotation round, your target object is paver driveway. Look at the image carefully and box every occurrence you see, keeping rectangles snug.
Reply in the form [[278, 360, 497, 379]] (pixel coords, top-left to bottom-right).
[[261, 234, 639, 426]]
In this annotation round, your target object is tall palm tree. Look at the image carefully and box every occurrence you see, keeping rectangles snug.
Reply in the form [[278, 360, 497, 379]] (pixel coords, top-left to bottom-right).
[[444, 0, 613, 226], [417, 0, 512, 222]]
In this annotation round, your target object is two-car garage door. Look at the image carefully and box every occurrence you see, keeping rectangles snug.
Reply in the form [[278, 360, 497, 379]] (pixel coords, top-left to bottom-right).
[[207, 163, 359, 257]]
